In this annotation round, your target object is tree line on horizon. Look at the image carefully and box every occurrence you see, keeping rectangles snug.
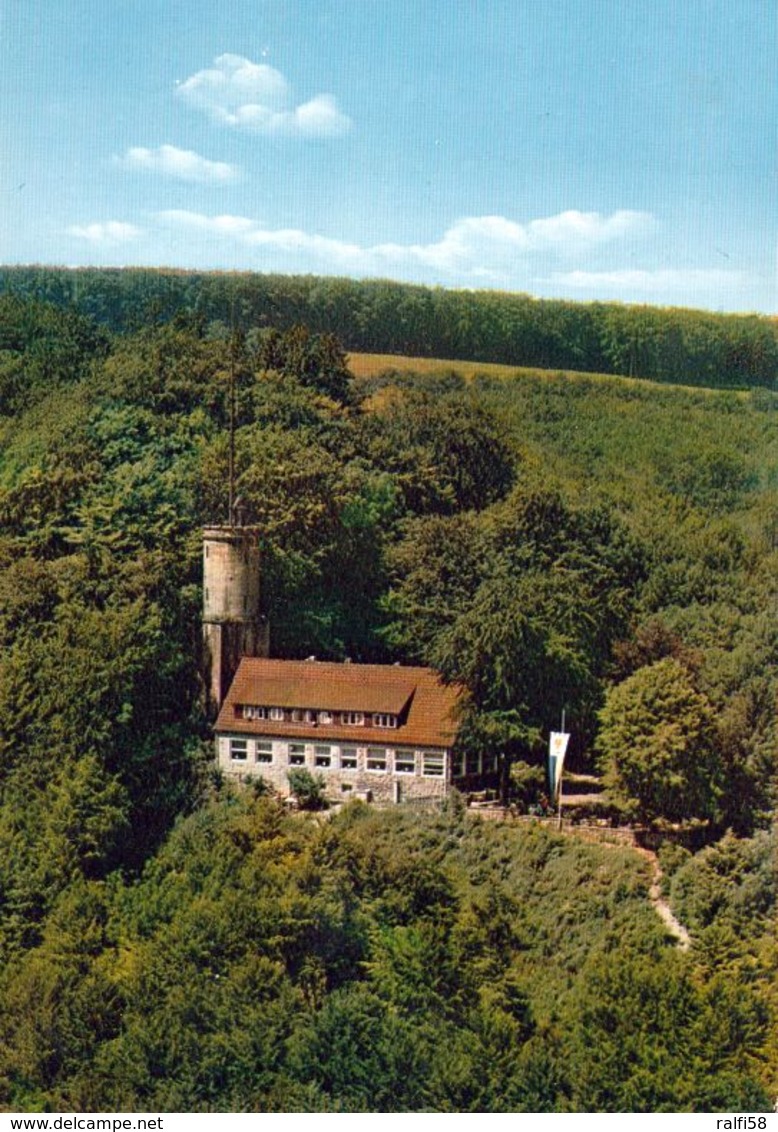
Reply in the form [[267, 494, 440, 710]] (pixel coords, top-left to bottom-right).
[[1, 264, 777, 390]]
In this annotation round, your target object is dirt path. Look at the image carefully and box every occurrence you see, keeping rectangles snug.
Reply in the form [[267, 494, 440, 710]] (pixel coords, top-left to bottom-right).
[[636, 847, 692, 950], [468, 809, 694, 949]]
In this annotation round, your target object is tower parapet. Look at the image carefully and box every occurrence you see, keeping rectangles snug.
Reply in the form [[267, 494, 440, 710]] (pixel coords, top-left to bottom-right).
[[203, 525, 269, 716]]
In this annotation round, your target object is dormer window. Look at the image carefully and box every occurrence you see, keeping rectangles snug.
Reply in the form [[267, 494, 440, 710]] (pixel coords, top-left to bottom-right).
[[270, 707, 284, 721], [373, 713, 397, 729], [341, 711, 365, 726], [318, 710, 334, 725], [242, 705, 269, 721], [291, 709, 316, 724]]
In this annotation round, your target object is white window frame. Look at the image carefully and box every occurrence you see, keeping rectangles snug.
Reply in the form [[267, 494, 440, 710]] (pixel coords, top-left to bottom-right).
[[373, 713, 397, 729], [318, 710, 334, 725], [314, 745, 332, 768], [288, 743, 306, 766], [394, 751, 416, 775], [255, 741, 273, 764], [269, 707, 284, 721], [366, 747, 387, 773], [292, 708, 316, 724], [229, 738, 248, 761], [422, 751, 445, 778], [242, 704, 269, 721], [339, 746, 358, 770], [341, 711, 365, 726]]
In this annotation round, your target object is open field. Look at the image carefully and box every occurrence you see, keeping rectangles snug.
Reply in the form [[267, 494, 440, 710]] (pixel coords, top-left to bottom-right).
[[347, 351, 750, 397], [350, 350, 627, 384]]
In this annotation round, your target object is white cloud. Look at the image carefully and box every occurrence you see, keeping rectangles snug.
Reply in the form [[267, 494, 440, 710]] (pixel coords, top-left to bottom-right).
[[176, 53, 351, 137], [115, 145, 239, 184], [155, 209, 363, 265], [245, 226, 364, 264], [66, 221, 143, 244], [152, 208, 651, 280], [65, 208, 649, 275], [156, 210, 257, 236], [291, 93, 351, 137], [372, 216, 529, 276], [526, 209, 654, 250], [549, 268, 746, 303], [371, 211, 653, 276], [63, 208, 754, 309]]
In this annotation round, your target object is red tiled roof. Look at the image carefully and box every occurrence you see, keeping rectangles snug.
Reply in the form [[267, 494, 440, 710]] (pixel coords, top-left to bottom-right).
[[215, 658, 462, 749]]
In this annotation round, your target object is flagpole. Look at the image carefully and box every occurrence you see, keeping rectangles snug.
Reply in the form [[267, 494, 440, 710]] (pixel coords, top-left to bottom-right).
[[557, 709, 566, 830]]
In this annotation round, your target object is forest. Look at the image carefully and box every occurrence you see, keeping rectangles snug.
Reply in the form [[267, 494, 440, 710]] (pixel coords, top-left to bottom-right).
[[0, 281, 775, 1111], [1, 264, 777, 389]]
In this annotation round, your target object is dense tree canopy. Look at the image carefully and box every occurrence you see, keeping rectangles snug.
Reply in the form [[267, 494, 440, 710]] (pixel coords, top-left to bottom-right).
[[0, 797, 772, 1112], [596, 658, 724, 824], [0, 291, 774, 1111], [2, 265, 777, 389]]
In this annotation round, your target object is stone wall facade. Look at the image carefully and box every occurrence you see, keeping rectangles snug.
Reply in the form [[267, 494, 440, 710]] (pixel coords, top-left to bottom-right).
[[202, 526, 268, 714], [217, 732, 451, 804], [203, 526, 261, 623]]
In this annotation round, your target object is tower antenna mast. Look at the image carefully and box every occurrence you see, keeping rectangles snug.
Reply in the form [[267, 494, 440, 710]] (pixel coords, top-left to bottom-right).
[[228, 286, 236, 525]]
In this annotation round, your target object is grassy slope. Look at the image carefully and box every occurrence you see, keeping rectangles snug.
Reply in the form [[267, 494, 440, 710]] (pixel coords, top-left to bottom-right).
[[350, 351, 778, 549], [354, 805, 664, 1018], [347, 351, 750, 397]]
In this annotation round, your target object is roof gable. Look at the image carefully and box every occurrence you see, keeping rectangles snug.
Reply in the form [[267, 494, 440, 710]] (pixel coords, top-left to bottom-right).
[[215, 658, 461, 749], [227, 663, 417, 715]]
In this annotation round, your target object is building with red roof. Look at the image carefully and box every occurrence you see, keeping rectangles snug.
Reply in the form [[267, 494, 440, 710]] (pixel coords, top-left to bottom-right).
[[214, 656, 484, 804]]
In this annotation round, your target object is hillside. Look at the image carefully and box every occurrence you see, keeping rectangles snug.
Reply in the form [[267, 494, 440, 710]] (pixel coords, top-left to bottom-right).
[[348, 350, 756, 394], [2, 266, 777, 390], [2, 796, 774, 1112], [0, 295, 775, 1111]]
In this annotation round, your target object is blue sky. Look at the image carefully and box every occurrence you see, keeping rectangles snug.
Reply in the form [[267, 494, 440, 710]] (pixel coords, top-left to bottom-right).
[[1, 0, 775, 313]]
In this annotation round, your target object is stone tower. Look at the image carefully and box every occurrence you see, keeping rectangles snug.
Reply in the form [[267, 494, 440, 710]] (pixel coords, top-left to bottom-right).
[[202, 524, 269, 716]]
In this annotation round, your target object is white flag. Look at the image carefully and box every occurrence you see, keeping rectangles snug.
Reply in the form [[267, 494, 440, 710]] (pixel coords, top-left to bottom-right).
[[548, 731, 570, 800]]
